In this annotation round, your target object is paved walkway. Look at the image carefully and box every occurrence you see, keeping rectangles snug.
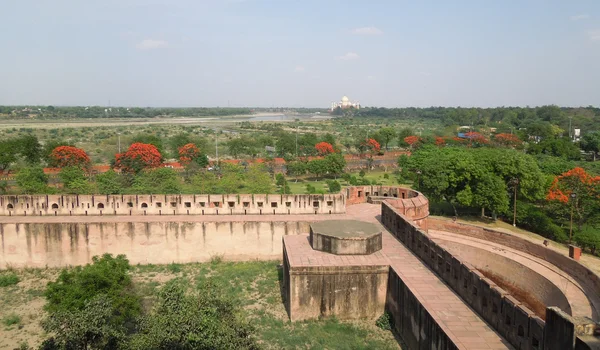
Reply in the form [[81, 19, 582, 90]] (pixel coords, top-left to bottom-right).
[[287, 204, 513, 349], [429, 229, 599, 321]]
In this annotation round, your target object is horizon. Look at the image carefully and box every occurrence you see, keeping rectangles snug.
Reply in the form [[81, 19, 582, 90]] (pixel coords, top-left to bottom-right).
[[1, 0, 599, 108]]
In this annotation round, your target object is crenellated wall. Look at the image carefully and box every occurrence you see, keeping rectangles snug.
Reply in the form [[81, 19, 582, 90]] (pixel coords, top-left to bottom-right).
[[0, 193, 345, 216]]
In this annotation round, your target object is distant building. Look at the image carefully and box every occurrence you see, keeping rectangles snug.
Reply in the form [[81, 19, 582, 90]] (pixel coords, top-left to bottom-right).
[[330, 96, 360, 111]]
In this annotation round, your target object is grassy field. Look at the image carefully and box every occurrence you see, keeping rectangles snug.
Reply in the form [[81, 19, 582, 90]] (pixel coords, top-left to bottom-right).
[[0, 260, 402, 350]]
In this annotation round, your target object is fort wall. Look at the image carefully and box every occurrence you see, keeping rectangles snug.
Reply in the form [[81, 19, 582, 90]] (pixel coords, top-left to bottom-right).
[[0, 193, 345, 216], [0, 220, 309, 268]]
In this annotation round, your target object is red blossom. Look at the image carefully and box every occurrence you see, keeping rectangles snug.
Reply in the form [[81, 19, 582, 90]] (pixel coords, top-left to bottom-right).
[[364, 138, 381, 153], [434, 136, 446, 146], [464, 132, 488, 145], [494, 133, 522, 147], [404, 135, 422, 147], [50, 146, 91, 168], [547, 167, 600, 204], [315, 142, 334, 156], [178, 143, 200, 165], [114, 143, 162, 173]]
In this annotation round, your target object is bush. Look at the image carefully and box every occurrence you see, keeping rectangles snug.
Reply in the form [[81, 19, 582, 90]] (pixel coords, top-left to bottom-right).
[[375, 312, 393, 331], [359, 170, 366, 178], [44, 254, 140, 324], [516, 202, 567, 242], [326, 180, 341, 193], [0, 272, 19, 287]]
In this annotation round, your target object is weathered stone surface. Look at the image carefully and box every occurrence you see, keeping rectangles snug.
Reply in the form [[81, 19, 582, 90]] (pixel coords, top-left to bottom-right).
[[309, 220, 382, 255]]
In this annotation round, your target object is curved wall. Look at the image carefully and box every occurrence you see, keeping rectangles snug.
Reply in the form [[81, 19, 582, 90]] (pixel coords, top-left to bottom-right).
[[436, 239, 572, 316]]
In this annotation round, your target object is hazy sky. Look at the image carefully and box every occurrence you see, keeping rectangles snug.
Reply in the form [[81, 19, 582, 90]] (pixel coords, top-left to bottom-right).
[[1, 0, 599, 108]]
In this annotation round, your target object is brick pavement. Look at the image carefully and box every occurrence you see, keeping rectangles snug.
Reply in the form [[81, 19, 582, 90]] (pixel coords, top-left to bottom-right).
[[286, 204, 514, 350]]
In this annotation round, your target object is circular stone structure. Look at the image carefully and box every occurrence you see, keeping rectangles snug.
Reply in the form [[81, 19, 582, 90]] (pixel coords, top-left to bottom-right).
[[309, 220, 382, 255]]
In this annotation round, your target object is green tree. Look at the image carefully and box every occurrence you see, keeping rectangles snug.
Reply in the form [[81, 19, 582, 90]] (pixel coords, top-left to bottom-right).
[[244, 164, 273, 193], [326, 179, 341, 193], [43, 139, 74, 166], [59, 166, 91, 194], [286, 161, 306, 182], [15, 166, 49, 194], [191, 171, 221, 194], [307, 159, 328, 179], [0, 140, 18, 171], [377, 127, 397, 150], [44, 254, 140, 327], [130, 134, 164, 155], [129, 280, 259, 350], [131, 168, 182, 194], [16, 135, 42, 164], [41, 294, 126, 350], [96, 170, 124, 194], [324, 153, 346, 178], [581, 131, 600, 161], [527, 137, 581, 160]]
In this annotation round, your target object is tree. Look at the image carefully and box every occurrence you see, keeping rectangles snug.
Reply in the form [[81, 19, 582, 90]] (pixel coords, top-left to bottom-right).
[[114, 143, 163, 174], [546, 167, 600, 231], [59, 166, 91, 194], [315, 142, 334, 156], [244, 164, 273, 193], [50, 146, 91, 168], [286, 161, 306, 182], [41, 295, 126, 350], [131, 168, 182, 194], [324, 153, 346, 178], [96, 170, 124, 194], [326, 179, 341, 193], [191, 171, 221, 194], [130, 134, 164, 155], [307, 159, 329, 179], [397, 127, 414, 147], [42, 139, 74, 165], [581, 131, 600, 161], [227, 136, 259, 158], [527, 137, 581, 160], [129, 280, 259, 350], [464, 132, 488, 147], [403, 135, 422, 149], [434, 136, 446, 147], [178, 143, 209, 167], [494, 133, 522, 148], [377, 127, 396, 150], [16, 135, 42, 164], [15, 166, 49, 194], [0, 140, 18, 171], [44, 254, 141, 332]]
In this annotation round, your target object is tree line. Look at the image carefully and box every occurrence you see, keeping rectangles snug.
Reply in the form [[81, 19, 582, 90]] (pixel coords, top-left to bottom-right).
[[0, 106, 253, 119]]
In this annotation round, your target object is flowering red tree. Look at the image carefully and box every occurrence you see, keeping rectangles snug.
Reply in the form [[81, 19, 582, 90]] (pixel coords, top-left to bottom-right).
[[494, 133, 522, 148], [178, 143, 200, 165], [547, 167, 600, 237], [364, 138, 381, 153], [464, 132, 488, 147], [114, 143, 162, 174], [403, 136, 422, 148], [434, 136, 446, 146], [315, 142, 334, 156], [49, 146, 91, 168]]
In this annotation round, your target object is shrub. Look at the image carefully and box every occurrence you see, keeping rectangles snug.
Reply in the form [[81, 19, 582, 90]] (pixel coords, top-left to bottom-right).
[[375, 312, 393, 331], [516, 202, 567, 242], [3, 313, 21, 326], [326, 180, 341, 193], [0, 272, 19, 287], [359, 170, 366, 178], [44, 254, 141, 324]]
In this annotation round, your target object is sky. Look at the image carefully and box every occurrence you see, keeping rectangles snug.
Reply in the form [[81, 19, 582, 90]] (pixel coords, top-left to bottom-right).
[[0, 0, 599, 108]]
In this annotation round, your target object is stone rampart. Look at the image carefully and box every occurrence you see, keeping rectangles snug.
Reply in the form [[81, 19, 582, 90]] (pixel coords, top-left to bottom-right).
[[0, 193, 345, 216]]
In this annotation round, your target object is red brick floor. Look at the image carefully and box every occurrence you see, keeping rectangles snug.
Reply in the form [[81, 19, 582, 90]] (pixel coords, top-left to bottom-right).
[[285, 204, 513, 350]]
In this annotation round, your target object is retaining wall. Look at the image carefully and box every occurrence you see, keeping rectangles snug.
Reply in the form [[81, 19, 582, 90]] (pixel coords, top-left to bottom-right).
[[428, 218, 600, 317]]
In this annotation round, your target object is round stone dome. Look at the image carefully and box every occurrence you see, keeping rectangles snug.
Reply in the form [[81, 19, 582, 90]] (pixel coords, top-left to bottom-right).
[[341, 96, 349, 102]]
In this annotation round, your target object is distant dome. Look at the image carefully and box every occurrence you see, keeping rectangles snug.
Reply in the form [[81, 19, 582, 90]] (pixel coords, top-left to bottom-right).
[[341, 96, 349, 102]]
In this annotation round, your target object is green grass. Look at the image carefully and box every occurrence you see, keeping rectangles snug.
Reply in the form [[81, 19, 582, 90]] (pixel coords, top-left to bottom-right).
[[3, 313, 21, 327], [0, 272, 19, 287]]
